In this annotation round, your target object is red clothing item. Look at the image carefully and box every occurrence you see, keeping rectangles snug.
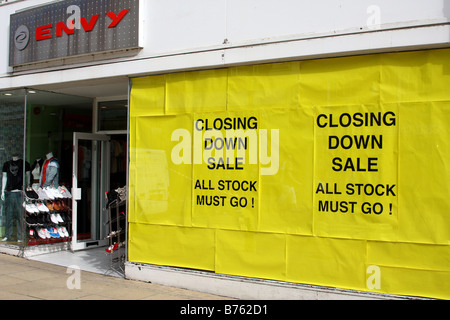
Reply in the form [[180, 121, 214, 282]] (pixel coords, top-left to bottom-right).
[[41, 157, 54, 186]]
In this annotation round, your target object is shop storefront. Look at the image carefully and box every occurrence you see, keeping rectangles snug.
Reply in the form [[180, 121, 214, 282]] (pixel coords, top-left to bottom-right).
[[0, 88, 127, 257], [0, 0, 133, 267], [1, 0, 449, 300]]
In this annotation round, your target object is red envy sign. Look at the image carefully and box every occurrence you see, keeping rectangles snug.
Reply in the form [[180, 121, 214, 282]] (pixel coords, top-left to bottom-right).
[[36, 9, 130, 41], [9, 0, 139, 67]]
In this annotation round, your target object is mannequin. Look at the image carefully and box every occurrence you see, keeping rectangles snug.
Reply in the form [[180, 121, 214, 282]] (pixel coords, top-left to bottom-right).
[[40, 152, 60, 188], [31, 157, 43, 189], [1, 155, 31, 242], [1, 155, 31, 200]]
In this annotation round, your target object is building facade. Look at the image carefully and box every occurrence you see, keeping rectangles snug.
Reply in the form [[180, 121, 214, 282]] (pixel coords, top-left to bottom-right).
[[0, 0, 449, 300]]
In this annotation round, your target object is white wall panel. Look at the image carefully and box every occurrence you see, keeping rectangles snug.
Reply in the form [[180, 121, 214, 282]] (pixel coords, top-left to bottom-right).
[[0, 0, 449, 90]]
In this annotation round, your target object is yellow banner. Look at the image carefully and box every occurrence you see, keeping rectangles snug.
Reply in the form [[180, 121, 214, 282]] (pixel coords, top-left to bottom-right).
[[129, 49, 450, 299]]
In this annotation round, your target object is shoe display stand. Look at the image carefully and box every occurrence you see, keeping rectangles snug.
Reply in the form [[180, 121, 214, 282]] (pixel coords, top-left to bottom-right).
[[24, 187, 72, 246], [105, 197, 126, 274]]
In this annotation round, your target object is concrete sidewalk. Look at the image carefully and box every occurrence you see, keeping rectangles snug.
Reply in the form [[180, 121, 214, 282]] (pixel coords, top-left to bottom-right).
[[0, 253, 232, 300]]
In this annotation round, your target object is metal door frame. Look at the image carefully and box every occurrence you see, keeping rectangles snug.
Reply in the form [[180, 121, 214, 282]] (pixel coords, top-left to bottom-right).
[[71, 132, 110, 252]]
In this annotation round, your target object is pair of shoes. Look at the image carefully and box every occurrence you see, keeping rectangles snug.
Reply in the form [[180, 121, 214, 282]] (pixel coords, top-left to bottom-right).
[[47, 187, 65, 199], [50, 213, 64, 224], [26, 215, 42, 227], [38, 202, 50, 213], [51, 201, 61, 211], [52, 201, 68, 211], [57, 227, 70, 238], [33, 187, 50, 200], [43, 187, 57, 200], [23, 202, 40, 214], [46, 201, 69, 212]]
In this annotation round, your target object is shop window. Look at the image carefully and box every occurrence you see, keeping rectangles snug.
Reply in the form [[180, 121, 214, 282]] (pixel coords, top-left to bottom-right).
[[0, 89, 26, 245], [0, 89, 93, 248], [97, 100, 128, 131], [24, 90, 93, 247]]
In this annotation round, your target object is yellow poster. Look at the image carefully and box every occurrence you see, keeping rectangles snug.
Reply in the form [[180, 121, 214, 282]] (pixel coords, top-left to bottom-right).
[[189, 111, 261, 230], [313, 104, 399, 240]]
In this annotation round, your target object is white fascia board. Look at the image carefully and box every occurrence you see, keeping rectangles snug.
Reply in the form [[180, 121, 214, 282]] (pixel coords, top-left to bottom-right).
[[0, 24, 449, 91], [223, 24, 450, 65]]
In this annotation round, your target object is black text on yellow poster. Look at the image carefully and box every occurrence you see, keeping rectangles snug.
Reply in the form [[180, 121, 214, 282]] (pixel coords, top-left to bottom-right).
[[313, 105, 399, 240], [170, 112, 279, 230]]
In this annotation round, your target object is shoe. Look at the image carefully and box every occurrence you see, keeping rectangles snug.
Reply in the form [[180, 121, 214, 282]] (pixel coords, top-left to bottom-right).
[[50, 214, 59, 224], [52, 201, 62, 211], [57, 200, 69, 211], [26, 215, 37, 226], [36, 188, 49, 200], [55, 213, 64, 223], [35, 202, 45, 213], [48, 188, 58, 199], [29, 203, 40, 214], [36, 214, 46, 226], [46, 202, 54, 212], [2, 237, 8, 242], [116, 187, 127, 202], [47, 228, 60, 238], [37, 229, 47, 240], [43, 188, 55, 200], [62, 227, 70, 238], [24, 202, 39, 214], [38, 202, 49, 212], [23, 202, 32, 214], [58, 227, 69, 238], [105, 243, 119, 253], [25, 188, 39, 200], [52, 188, 63, 199], [57, 187, 65, 199], [60, 186, 72, 199], [45, 228, 52, 239], [61, 213, 71, 223]]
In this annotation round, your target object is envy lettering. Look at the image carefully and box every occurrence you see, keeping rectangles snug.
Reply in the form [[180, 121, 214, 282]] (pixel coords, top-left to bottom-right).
[[36, 5, 130, 41]]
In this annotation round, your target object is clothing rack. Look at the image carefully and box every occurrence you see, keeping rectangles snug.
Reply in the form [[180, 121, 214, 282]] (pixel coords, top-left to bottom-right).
[[105, 196, 126, 275]]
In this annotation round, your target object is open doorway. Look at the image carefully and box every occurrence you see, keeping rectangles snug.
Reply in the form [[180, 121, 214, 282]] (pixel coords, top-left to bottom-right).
[[71, 98, 128, 253]]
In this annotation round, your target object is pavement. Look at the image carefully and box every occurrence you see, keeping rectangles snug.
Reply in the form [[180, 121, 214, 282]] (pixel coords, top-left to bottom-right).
[[0, 253, 233, 300]]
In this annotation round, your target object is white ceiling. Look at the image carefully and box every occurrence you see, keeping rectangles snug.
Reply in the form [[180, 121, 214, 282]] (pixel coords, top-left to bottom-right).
[[31, 76, 129, 99]]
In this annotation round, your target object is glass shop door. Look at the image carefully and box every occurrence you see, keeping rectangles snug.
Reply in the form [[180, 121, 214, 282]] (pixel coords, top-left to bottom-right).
[[71, 132, 110, 251]]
